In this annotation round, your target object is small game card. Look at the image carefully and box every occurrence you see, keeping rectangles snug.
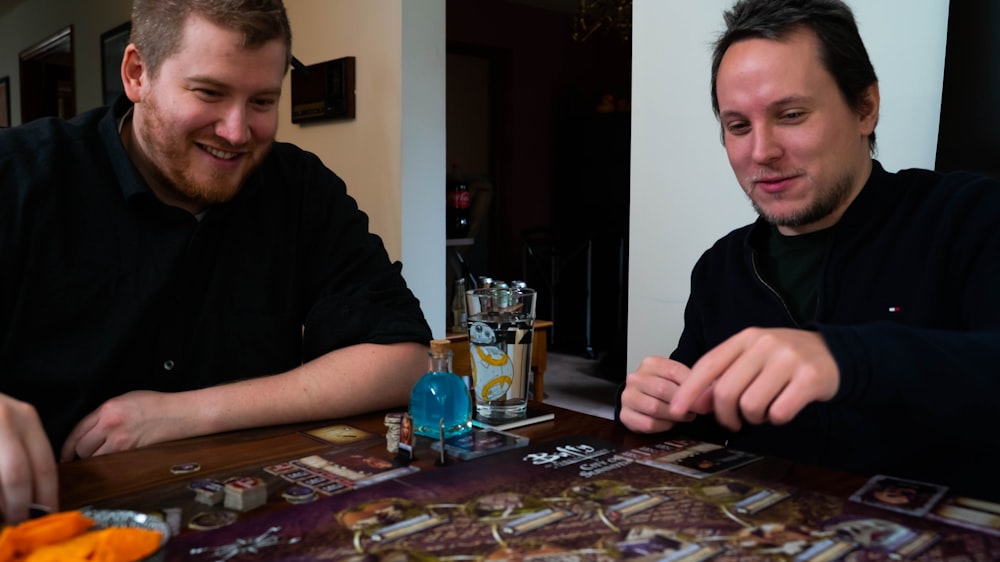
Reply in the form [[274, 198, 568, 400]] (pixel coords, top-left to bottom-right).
[[621, 440, 761, 479], [430, 427, 528, 460], [849, 474, 948, 517], [301, 424, 374, 445], [321, 452, 418, 485], [927, 496, 1000, 537]]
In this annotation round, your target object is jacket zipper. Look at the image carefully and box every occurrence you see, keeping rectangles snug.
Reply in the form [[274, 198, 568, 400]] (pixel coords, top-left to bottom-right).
[[749, 251, 801, 328]]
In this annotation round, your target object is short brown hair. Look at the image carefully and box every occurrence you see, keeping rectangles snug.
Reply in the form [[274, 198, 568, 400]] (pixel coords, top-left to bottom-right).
[[130, 0, 292, 78]]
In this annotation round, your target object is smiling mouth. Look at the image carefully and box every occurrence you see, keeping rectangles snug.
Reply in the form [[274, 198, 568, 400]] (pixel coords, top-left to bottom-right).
[[199, 143, 240, 161], [749, 172, 800, 194]]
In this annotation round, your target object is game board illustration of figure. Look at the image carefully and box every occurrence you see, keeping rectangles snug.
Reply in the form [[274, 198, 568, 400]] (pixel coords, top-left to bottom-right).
[[560, 480, 679, 532], [603, 526, 722, 561], [463, 492, 551, 523], [727, 523, 831, 557], [339, 549, 439, 562], [337, 497, 452, 546], [821, 515, 940, 559], [484, 543, 629, 562]]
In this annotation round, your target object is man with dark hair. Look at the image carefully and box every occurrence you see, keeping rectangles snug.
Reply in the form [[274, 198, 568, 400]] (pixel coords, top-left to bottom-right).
[[619, 0, 1000, 500], [0, 0, 431, 522]]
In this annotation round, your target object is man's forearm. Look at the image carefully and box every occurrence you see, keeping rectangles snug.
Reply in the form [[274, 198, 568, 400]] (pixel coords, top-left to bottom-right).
[[185, 342, 429, 436]]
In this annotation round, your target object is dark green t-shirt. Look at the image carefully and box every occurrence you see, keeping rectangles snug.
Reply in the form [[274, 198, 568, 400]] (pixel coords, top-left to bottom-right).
[[759, 225, 831, 323]]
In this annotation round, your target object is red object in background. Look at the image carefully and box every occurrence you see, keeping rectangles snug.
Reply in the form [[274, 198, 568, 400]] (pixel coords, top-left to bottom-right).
[[447, 164, 471, 239]]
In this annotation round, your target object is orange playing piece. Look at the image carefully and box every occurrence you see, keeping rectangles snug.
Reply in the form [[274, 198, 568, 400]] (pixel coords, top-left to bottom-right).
[[0, 511, 162, 562], [0, 511, 93, 558], [0, 527, 15, 561], [23, 528, 162, 562]]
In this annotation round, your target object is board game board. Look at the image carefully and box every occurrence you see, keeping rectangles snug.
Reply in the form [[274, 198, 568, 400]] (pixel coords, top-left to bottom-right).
[[163, 436, 1000, 561]]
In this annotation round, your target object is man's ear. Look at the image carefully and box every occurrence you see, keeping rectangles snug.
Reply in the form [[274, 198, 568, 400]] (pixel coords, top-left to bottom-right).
[[859, 82, 880, 136], [121, 44, 145, 103]]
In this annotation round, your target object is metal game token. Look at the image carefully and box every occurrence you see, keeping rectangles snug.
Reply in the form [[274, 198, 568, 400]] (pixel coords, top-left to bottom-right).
[[170, 462, 201, 474], [282, 485, 318, 504], [187, 510, 237, 531]]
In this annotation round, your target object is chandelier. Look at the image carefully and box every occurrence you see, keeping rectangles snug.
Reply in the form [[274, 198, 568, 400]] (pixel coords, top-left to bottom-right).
[[571, 0, 632, 43]]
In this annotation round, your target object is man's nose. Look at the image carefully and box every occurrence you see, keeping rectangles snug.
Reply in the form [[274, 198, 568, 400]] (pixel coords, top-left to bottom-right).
[[216, 105, 251, 146], [751, 124, 782, 164]]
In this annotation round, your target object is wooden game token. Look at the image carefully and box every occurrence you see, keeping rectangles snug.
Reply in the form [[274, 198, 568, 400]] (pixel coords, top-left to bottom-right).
[[223, 476, 268, 511], [189, 479, 225, 506], [170, 462, 201, 474], [187, 510, 237, 531]]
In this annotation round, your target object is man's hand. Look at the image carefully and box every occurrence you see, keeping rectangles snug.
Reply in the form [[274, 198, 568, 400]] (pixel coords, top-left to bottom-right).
[[669, 328, 840, 431], [60, 391, 183, 462], [0, 394, 59, 523], [619, 356, 715, 433]]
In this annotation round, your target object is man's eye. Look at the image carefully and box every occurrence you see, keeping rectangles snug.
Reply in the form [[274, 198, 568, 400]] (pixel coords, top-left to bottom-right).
[[726, 122, 750, 135]]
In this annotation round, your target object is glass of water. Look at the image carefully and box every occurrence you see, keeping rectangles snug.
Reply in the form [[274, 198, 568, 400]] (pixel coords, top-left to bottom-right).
[[465, 287, 536, 423]]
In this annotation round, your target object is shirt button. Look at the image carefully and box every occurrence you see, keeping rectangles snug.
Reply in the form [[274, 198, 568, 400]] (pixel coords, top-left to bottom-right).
[[163, 360, 175, 371]]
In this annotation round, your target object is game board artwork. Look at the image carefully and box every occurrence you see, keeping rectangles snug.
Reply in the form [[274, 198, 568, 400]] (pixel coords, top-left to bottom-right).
[[166, 437, 1000, 561]]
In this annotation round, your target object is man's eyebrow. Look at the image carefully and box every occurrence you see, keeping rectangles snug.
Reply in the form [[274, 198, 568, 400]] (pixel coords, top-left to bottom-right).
[[770, 95, 814, 108], [187, 76, 282, 97], [719, 95, 815, 120]]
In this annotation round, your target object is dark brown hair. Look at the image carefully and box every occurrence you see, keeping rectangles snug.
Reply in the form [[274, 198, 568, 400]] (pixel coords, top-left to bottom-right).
[[711, 0, 878, 150]]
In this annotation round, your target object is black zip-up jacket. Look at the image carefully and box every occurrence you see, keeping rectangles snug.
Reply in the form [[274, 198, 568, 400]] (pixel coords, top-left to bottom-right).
[[631, 161, 1000, 500]]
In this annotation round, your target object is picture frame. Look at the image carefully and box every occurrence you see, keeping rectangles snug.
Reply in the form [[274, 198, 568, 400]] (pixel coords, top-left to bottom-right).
[[0, 76, 10, 128], [100, 21, 131, 106]]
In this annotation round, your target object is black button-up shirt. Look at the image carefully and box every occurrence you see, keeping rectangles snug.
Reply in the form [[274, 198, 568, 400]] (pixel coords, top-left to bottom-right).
[[0, 98, 431, 450]]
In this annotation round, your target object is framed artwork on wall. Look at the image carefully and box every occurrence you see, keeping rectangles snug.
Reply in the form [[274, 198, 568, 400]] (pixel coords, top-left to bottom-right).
[[0, 76, 9, 127], [100, 21, 131, 106]]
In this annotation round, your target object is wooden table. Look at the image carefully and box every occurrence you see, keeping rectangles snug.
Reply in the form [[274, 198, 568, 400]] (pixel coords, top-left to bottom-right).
[[59, 402, 600, 514], [446, 318, 553, 401], [56, 404, 1000, 560], [58, 403, 863, 512]]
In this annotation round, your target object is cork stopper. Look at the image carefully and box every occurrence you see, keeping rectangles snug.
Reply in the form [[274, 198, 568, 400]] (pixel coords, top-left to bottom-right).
[[430, 339, 451, 353]]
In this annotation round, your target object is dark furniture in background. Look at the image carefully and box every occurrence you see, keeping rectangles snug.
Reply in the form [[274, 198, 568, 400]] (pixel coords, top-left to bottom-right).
[[522, 111, 628, 371], [936, 0, 1000, 179]]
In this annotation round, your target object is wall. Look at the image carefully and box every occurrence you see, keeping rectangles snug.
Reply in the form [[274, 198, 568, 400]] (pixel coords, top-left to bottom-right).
[[280, 0, 446, 335], [0, 0, 132, 124], [627, 1, 949, 371], [0, 0, 447, 337]]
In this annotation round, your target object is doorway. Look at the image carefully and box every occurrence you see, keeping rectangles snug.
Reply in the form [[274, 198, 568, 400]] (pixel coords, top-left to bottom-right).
[[446, 0, 631, 371], [19, 25, 75, 123]]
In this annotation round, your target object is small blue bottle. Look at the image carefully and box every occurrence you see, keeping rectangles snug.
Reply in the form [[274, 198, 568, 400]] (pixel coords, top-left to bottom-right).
[[409, 340, 472, 439]]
